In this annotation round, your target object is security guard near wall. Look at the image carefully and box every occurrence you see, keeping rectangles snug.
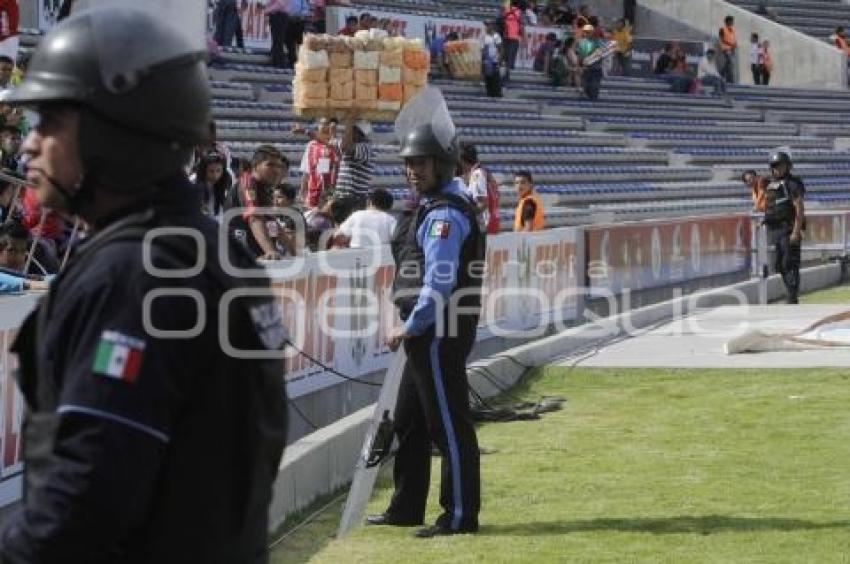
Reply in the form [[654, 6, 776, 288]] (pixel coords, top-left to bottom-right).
[[0, 6, 287, 562], [764, 151, 805, 304], [369, 120, 485, 538]]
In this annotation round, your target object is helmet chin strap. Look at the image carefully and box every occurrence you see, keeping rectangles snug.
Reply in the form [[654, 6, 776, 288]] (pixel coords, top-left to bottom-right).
[[25, 165, 90, 215]]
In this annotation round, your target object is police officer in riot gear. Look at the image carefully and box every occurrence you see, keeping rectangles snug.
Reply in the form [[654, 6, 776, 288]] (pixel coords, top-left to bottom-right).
[[764, 151, 805, 304], [368, 108, 485, 538], [0, 6, 287, 563]]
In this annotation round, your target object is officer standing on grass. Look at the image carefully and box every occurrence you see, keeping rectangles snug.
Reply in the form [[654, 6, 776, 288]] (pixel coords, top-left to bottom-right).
[[368, 88, 485, 538], [0, 5, 287, 562], [764, 151, 805, 304]]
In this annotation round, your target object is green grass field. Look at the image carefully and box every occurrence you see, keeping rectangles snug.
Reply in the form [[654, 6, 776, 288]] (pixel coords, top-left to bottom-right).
[[802, 281, 850, 305], [271, 365, 850, 564], [270, 281, 850, 563]]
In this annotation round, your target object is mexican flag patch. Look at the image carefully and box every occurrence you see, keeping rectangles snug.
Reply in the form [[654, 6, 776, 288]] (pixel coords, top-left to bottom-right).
[[92, 330, 146, 383], [428, 220, 451, 239]]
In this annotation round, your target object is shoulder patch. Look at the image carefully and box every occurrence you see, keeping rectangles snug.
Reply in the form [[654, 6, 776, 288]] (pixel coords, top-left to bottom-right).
[[428, 220, 451, 239], [92, 330, 146, 383]]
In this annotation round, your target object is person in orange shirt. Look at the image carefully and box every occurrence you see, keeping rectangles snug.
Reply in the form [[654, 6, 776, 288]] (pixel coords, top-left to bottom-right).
[[742, 169, 767, 212], [513, 170, 545, 232], [762, 39, 773, 85], [718, 15, 737, 83]]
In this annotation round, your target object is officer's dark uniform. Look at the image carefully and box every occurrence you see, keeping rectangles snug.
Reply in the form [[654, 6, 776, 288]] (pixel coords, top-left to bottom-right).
[[764, 152, 805, 304], [0, 8, 287, 563], [380, 125, 485, 535]]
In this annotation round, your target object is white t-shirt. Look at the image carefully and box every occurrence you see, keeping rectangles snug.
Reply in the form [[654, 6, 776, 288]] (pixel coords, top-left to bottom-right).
[[338, 209, 398, 248], [482, 32, 502, 62], [749, 43, 763, 65], [466, 167, 489, 228], [698, 57, 720, 79]]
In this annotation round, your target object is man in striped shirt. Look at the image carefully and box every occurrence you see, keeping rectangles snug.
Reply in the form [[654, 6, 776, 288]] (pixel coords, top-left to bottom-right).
[[332, 115, 374, 221]]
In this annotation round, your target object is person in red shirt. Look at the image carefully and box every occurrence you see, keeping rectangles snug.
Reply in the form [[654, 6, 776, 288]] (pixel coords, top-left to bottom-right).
[[338, 15, 358, 36], [20, 185, 67, 261], [234, 145, 288, 260], [299, 117, 339, 209], [0, 0, 18, 44], [502, 0, 523, 83]]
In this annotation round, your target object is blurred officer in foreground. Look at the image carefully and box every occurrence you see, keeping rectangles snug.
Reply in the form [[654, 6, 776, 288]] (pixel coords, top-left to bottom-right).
[[764, 151, 805, 304], [0, 5, 287, 563], [369, 88, 485, 538]]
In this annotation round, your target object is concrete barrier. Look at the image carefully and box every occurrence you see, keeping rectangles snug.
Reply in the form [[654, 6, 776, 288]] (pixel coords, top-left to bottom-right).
[[269, 262, 842, 530], [638, 0, 847, 89]]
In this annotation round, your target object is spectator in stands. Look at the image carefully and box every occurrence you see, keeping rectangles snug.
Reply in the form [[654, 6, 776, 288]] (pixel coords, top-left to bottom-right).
[[339, 15, 359, 36], [762, 40, 773, 85], [755, 1, 777, 21], [742, 169, 767, 212], [549, 40, 568, 86], [482, 20, 503, 97], [552, 0, 575, 26], [589, 16, 606, 41], [300, 117, 339, 209], [213, 0, 241, 49], [0, 0, 17, 48], [524, 1, 538, 26], [0, 221, 49, 292], [20, 185, 67, 266], [192, 121, 234, 183], [230, 145, 288, 260], [193, 150, 231, 217], [0, 175, 20, 223], [0, 55, 13, 90], [502, 0, 524, 83], [750, 33, 766, 85], [459, 143, 500, 235], [718, 15, 737, 83], [359, 12, 372, 32], [1, 124, 22, 172], [611, 19, 633, 76], [654, 43, 675, 75], [332, 115, 374, 220], [698, 48, 726, 96], [334, 189, 397, 248], [534, 32, 558, 74], [513, 170, 544, 232], [270, 184, 305, 256], [833, 27, 850, 56], [265, 0, 288, 68], [578, 25, 605, 100], [564, 37, 582, 87], [573, 4, 591, 40]]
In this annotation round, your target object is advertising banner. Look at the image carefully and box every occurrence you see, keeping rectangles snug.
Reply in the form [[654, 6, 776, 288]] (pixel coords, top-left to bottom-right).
[[326, 6, 565, 70], [586, 216, 751, 293]]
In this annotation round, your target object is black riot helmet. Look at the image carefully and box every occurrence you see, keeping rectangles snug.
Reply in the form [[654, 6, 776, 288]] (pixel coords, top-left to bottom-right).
[[3, 5, 211, 209], [768, 151, 793, 171], [398, 123, 459, 190]]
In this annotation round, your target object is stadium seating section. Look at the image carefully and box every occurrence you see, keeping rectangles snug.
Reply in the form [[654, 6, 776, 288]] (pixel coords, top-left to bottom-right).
[[16, 1, 850, 231]]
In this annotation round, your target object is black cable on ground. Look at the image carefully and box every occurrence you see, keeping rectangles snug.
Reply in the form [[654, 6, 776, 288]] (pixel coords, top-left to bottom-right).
[[288, 399, 319, 431], [285, 340, 382, 387]]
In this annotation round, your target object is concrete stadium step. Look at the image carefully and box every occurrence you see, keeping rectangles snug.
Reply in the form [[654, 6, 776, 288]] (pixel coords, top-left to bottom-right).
[[678, 148, 850, 166], [587, 117, 797, 136], [714, 162, 850, 180], [549, 101, 762, 122], [629, 133, 832, 150], [765, 110, 850, 124]]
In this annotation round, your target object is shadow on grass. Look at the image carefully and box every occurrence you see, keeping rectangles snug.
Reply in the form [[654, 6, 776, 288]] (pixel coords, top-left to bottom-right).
[[481, 515, 850, 536]]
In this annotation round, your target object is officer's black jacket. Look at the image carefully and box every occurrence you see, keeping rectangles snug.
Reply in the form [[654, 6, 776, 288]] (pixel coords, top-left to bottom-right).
[[0, 176, 287, 563]]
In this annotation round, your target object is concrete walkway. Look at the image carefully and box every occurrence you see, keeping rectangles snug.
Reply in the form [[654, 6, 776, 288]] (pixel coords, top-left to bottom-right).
[[562, 305, 850, 369]]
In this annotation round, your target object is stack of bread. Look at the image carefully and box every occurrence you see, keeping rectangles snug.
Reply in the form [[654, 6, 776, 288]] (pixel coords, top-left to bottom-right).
[[444, 39, 481, 79], [293, 31, 430, 121]]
